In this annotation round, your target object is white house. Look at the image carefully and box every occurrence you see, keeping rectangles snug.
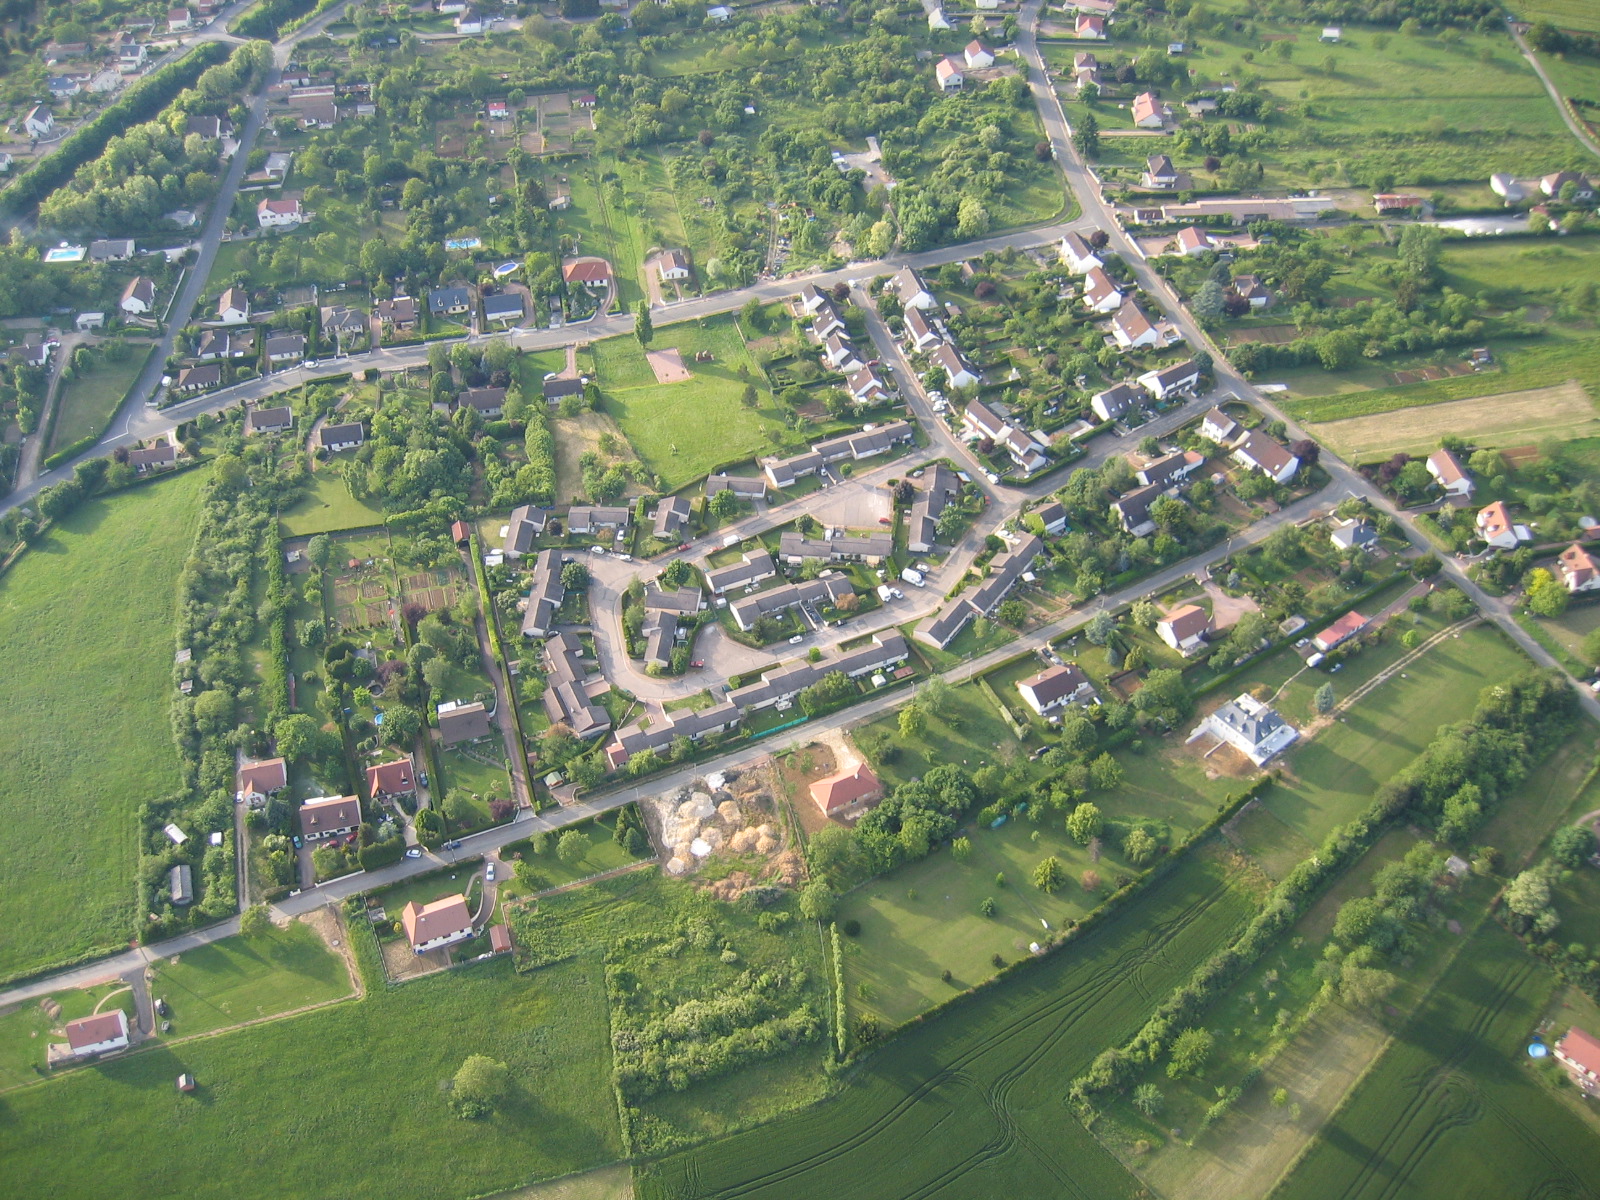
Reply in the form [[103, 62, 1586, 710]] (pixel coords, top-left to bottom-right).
[[24, 106, 54, 139], [1175, 226, 1213, 256], [1016, 663, 1097, 716], [454, 8, 484, 33], [890, 266, 937, 310], [936, 56, 964, 91], [1156, 604, 1211, 655], [62, 1010, 130, 1058], [1131, 92, 1167, 129], [1425, 449, 1474, 498], [216, 286, 250, 325], [931, 342, 980, 390], [120, 276, 156, 315], [964, 39, 995, 69], [905, 305, 943, 352], [318, 421, 365, 453], [1558, 543, 1600, 593], [1075, 13, 1106, 38], [1232, 431, 1300, 483], [402, 894, 475, 954], [847, 364, 890, 404], [1231, 274, 1272, 309], [1059, 230, 1102, 275], [823, 333, 864, 373], [1143, 154, 1180, 190], [1111, 299, 1161, 350], [1200, 406, 1241, 444], [1081, 266, 1124, 314], [1091, 382, 1141, 423], [1137, 359, 1201, 401], [1475, 501, 1527, 550], [656, 249, 691, 281], [1193, 693, 1298, 765], [257, 197, 305, 228]]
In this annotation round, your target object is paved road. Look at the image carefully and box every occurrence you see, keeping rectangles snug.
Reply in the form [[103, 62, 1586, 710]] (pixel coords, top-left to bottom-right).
[[1510, 25, 1600, 161]]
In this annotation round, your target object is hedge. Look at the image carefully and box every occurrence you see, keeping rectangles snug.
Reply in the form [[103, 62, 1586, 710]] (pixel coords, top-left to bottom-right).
[[232, 0, 320, 39], [42, 435, 98, 471]]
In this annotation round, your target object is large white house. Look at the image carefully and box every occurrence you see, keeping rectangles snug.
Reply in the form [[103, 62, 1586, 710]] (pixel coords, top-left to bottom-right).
[[257, 197, 305, 228], [1192, 693, 1298, 765], [24, 105, 54, 139]]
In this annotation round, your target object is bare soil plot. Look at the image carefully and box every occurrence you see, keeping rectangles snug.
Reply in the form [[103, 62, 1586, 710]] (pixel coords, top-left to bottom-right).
[[1310, 379, 1600, 460], [645, 347, 692, 384], [1383, 362, 1475, 386], [1228, 324, 1301, 345], [399, 562, 467, 616]]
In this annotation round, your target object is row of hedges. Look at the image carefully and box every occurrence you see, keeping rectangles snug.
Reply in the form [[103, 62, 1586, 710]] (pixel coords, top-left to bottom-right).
[[232, 0, 321, 39]]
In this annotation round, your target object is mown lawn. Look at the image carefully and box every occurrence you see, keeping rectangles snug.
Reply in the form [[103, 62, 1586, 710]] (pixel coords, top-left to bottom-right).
[[278, 470, 386, 536], [0, 472, 205, 983], [148, 920, 353, 1038], [47, 346, 153, 453], [499, 813, 652, 897], [0, 982, 138, 1089], [0, 957, 623, 1200]]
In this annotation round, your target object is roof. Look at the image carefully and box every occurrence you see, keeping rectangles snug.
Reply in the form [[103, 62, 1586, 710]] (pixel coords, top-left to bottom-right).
[[1132, 92, 1164, 124], [401, 894, 473, 947], [1315, 609, 1368, 650], [482, 292, 525, 317], [123, 276, 155, 304], [1159, 603, 1210, 643], [706, 549, 776, 592], [365, 758, 414, 794], [705, 472, 765, 498], [129, 443, 177, 468], [1018, 663, 1093, 708], [1202, 407, 1240, 438], [504, 504, 548, 553], [1234, 430, 1296, 476], [1426, 449, 1468, 486], [319, 421, 364, 447], [239, 757, 286, 795], [1210, 693, 1290, 748], [177, 364, 222, 389], [258, 197, 301, 215], [429, 285, 472, 312], [892, 266, 929, 298], [65, 1010, 128, 1051], [1477, 500, 1515, 539], [460, 386, 507, 412], [298, 794, 361, 836], [644, 583, 702, 614], [1176, 226, 1211, 253], [1112, 299, 1156, 341], [489, 924, 513, 952], [1558, 1027, 1600, 1076], [562, 258, 612, 284], [265, 332, 306, 355], [438, 700, 492, 743], [1083, 266, 1121, 307], [1147, 154, 1176, 177], [247, 405, 293, 431], [810, 762, 882, 814], [931, 342, 974, 380], [936, 56, 963, 81], [1560, 543, 1600, 587]]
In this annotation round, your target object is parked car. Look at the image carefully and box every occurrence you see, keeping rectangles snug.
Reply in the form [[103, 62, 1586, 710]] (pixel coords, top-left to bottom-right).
[[291, 835, 302, 849], [405, 847, 422, 859], [486, 862, 496, 881], [444, 839, 462, 850], [789, 634, 805, 644], [690, 660, 705, 668]]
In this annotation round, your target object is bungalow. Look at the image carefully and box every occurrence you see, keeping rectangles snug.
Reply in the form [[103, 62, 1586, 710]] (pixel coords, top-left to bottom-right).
[[657, 249, 692, 281], [401, 894, 474, 954], [454, 8, 484, 34], [1075, 13, 1106, 38], [890, 266, 937, 310], [320, 305, 366, 339], [429, 285, 473, 318], [905, 304, 943, 352], [797, 284, 830, 314], [931, 342, 980, 389], [705, 473, 767, 501], [89, 238, 135, 263], [1033, 499, 1068, 536], [1174, 226, 1213, 256], [1554, 1027, 1600, 1094], [265, 332, 306, 365], [246, 406, 294, 434], [129, 442, 178, 474], [460, 386, 507, 416], [1425, 448, 1474, 498], [652, 495, 694, 539], [75, 312, 104, 332], [778, 531, 894, 565], [257, 198, 305, 228], [1230, 274, 1272, 309], [643, 611, 679, 669], [1313, 609, 1368, 653], [823, 332, 864, 373], [1558, 543, 1600, 593], [1073, 50, 1099, 76], [318, 421, 365, 452], [1157, 604, 1211, 655], [1541, 171, 1596, 201], [1475, 500, 1525, 550], [482, 292, 525, 324], [964, 39, 995, 68], [175, 364, 222, 394], [705, 549, 778, 595], [298, 794, 361, 841], [1329, 518, 1379, 553], [1111, 482, 1162, 535], [375, 295, 418, 330], [543, 376, 586, 405], [543, 632, 611, 740], [1131, 92, 1167, 129], [1091, 382, 1142, 423], [1059, 230, 1102, 275], [1016, 663, 1097, 716], [728, 573, 854, 631], [366, 757, 416, 798], [217, 287, 250, 324], [914, 536, 1041, 649], [566, 505, 630, 535], [1137, 358, 1201, 401], [1489, 173, 1526, 204], [521, 549, 563, 637], [1373, 193, 1427, 214], [168, 7, 194, 30], [1110, 299, 1161, 349], [562, 258, 612, 291], [810, 762, 884, 818], [437, 700, 492, 744], [503, 504, 549, 558], [934, 56, 965, 93], [1143, 154, 1180, 190], [1200, 406, 1241, 444], [120, 276, 156, 315], [1081, 266, 1124, 314], [1137, 449, 1203, 489], [238, 757, 287, 805], [1194, 693, 1298, 765], [62, 1011, 130, 1059], [1232, 430, 1300, 483], [24, 106, 54, 139], [908, 463, 961, 553]]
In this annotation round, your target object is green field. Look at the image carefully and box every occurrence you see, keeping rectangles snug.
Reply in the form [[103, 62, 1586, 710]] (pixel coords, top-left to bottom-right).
[[47, 347, 153, 453], [500, 813, 652, 896], [1514, 0, 1600, 32], [0, 956, 622, 1199], [0, 472, 204, 982], [278, 470, 387, 536], [0, 982, 137, 1089], [1274, 922, 1599, 1200], [636, 851, 1254, 1200], [148, 920, 353, 1037]]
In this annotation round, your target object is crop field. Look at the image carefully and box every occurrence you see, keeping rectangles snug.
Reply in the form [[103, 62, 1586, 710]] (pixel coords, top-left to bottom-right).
[[0, 957, 622, 1199], [636, 851, 1255, 1200], [1274, 923, 1598, 1200], [1308, 379, 1600, 460], [0, 472, 204, 983]]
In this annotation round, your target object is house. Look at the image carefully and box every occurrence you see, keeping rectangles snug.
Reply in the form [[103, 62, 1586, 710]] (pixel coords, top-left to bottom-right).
[[46, 74, 82, 100], [1540, 171, 1596, 201], [706, 4, 732, 19], [705, 473, 767, 501], [1111, 482, 1163, 535], [652, 495, 694, 540], [165, 208, 198, 228], [89, 238, 135, 263], [482, 292, 525, 324], [366, 757, 415, 798], [1320, 25, 1341, 42], [503, 504, 549, 558], [1314, 609, 1368, 653], [454, 8, 484, 33], [810, 299, 846, 341], [728, 573, 854, 631], [907, 463, 961, 554], [915, 536, 1042, 649], [1075, 13, 1106, 38], [1111, 299, 1161, 350], [543, 376, 585, 405], [1175, 226, 1213, 256], [401, 894, 475, 954], [196, 330, 254, 367], [1558, 543, 1600, 593], [168, 7, 195, 30], [1073, 50, 1099, 76], [543, 632, 611, 740], [962, 400, 1047, 473], [643, 610, 679, 669], [459, 386, 507, 417], [1194, 693, 1298, 765], [890, 266, 937, 310], [170, 862, 194, 906], [119, 39, 149, 72], [238, 757, 287, 805], [705, 549, 778, 595], [298, 794, 361, 841], [217, 287, 250, 324], [1373, 194, 1427, 215], [562, 258, 613, 291], [1143, 154, 1180, 190], [62, 1011, 130, 1059], [520, 549, 564, 637], [1081, 266, 1124, 314], [904, 304, 944, 352], [1200, 407, 1241, 444], [1475, 500, 1525, 550], [964, 39, 995, 68], [656, 249, 692, 281], [1136, 449, 1203, 489], [320, 305, 366, 342], [246, 406, 294, 434], [1157, 604, 1211, 655], [186, 114, 229, 140], [175, 364, 222, 394], [120, 276, 156, 315], [1059, 230, 1102, 275], [931, 342, 980, 389], [1230, 274, 1272, 309], [429, 285, 473, 318], [1016, 663, 1097, 716], [810, 762, 883, 817], [129, 442, 178, 474], [1091, 382, 1142, 423], [1330, 518, 1379, 553], [797, 284, 830, 314], [1554, 1027, 1600, 1094], [1232, 431, 1300, 483], [24, 106, 54, 139], [75, 312, 105, 332], [257, 198, 305, 228], [318, 422, 364, 452], [1425, 449, 1474, 498], [823, 332, 864, 373], [1137, 359, 1201, 401], [1033, 499, 1068, 536], [1131, 92, 1167, 129], [437, 700, 492, 744], [847, 364, 891, 404], [265, 333, 306, 365], [486, 99, 509, 119], [936, 56, 965, 91], [567, 506, 631, 535], [778, 531, 894, 565], [437, 0, 466, 12], [1489, 173, 1526, 205], [375, 295, 418, 330]]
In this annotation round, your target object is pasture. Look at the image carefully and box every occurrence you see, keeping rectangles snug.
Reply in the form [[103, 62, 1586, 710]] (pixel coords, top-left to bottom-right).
[[1513, 0, 1600, 32], [0, 957, 622, 1199], [47, 346, 153, 453], [0, 471, 204, 983], [635, 852, 1254, 1200]]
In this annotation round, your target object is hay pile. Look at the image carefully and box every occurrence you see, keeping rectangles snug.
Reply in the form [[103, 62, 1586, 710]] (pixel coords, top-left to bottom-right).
[[646, 766, 789, 879]]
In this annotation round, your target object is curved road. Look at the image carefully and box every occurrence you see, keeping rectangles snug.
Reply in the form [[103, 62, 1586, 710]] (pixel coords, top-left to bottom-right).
[[1510, 25, 1600, 161]]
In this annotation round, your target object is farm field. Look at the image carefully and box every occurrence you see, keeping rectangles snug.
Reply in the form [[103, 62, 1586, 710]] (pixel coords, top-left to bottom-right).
[[1514, 0, 1600, 32], [0, 471, 204, 983], [279, 470, 387, 536], [147, 919, 354, 1038], [1273, 922, 1597, 1200], [47, 347, 152, 454], [0, 956, 622, 1199], [635, 851, 1255, 1200]]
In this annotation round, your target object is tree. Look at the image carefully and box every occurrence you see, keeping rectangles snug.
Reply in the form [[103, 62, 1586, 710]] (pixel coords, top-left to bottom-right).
[[951, 836, 972, 863], [1551, 825, 1597, 869], [1130, 599, 1158, 629], [556, 828, 590, 865], [238, 904, 273, 938], [1085, 611, 1116, 645], [561, 561, 590, 591], [1081, 869, 1101, 893], [996, 598, 1028, 628], [635, 300, 653, 346], [799, 879, 836, 922], [709, 488, 739, 519], [275, 713, 323, 762], [1124, 828, 1158, 865], [1314, 682, 1336, 714], [415, 807, 444, 846], [307, 533, 336, 570], [1526, 568, 1569, 617], [1132, 1083, 1163, 1117], [1337, 961, 1398, 1011], [1067, 802, 1103, 845], [1032, 855, 1066, 893], [1167, 1027, 1214, 1079], [899, 704, 926, 740], [450, 1054, 509, 1118], [1505, 868, 1553, 918], [1089, 753, 1122, 791], [1073, 110, 1100, 158], [979, 895, 997, 917], [1193, 278, 1226, 320]]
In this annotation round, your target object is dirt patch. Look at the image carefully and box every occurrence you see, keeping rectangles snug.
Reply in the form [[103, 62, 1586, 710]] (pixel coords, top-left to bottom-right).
[[1200, 578, 1261, 631], [298, 905, 365, 997], [645, 347, 692, 384], [551, 409, 642, 504], [1310, 379, 1600, 460], [1383, 363, 1475, 385], [1228, 324, 1300, 345], [639, 759, 798, 881], [380, 934, 452, 982], [486, 1163, 633, 1200], [774, 739, 844, 837]]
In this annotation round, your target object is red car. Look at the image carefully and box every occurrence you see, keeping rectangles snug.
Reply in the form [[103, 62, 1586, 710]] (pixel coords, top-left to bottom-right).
[[678, 542, 690, 551], [690, 660, 705, 668], [878, 517, 891, 525]]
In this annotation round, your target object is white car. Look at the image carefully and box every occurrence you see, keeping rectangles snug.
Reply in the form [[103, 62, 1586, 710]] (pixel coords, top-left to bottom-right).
[[405, 847, 421, 859], [789, 634, 805, 644], [485, 862, 496, 881]]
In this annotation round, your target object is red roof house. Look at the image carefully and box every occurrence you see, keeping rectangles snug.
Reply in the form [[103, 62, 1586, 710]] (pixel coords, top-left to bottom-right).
[[809, 762, 883, 817], [64, 1010, 130, 1057], [365, 758, 416, 797], [1556, 1026, 1600, 1092], [1558, 543, 1600, 593], [1313, 610, 1368, 653], [238, 757, 287, 801]]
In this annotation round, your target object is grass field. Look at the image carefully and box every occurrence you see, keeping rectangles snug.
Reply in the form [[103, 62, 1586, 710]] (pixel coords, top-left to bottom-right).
[[1309, 379, 1600, 460], [0, 472, 204, 983], [47, 347, 152, 453], [0, 956, 622, 1199], [1273, 922, 1598, 1200], [0, 982, 137, 1089], [500, 812, 652, 897], [1513, 0, 1600, 31], [279, 470, 387, 536], [148, 920, 353, 1038], [636, 850, 1253, 1200]]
